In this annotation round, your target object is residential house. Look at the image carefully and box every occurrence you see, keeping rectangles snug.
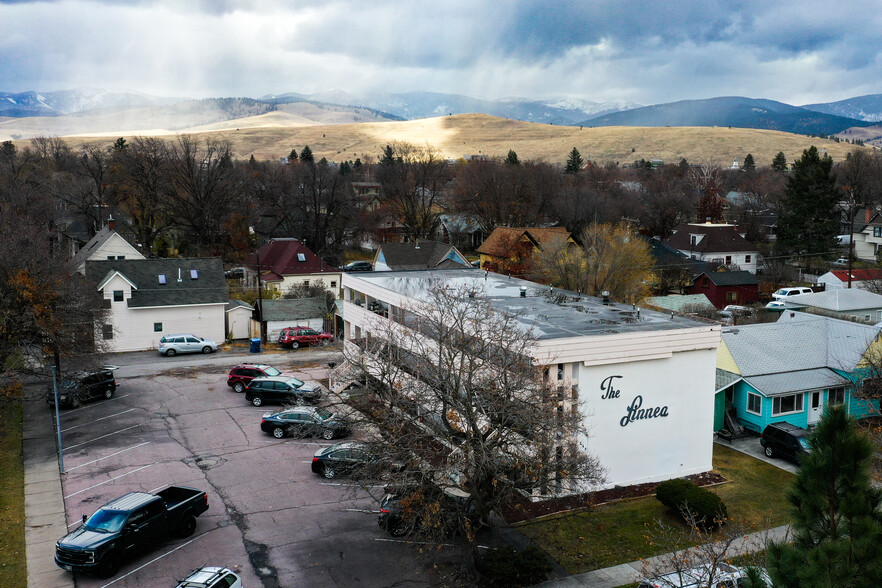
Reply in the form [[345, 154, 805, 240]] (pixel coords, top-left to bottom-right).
[[338, 268, 721, 493], [687, 271, 759, 309], [665, 222, 759, 273], [247, 238, 342, 298], [645, 237, 717, 293], [715, 312, 880, 434], [256, 297, 332, 341], [350, 181, 383, 212], [373, 240, 471, 271], [765, 288, 882, 324], [225, 299, 256, 340], [817, 268, 882, 291], [71, 223, 145, 275], [477, 227, 574, 274], [434, 213, 485, 251], [85, 258, 227, 352], [849, 208, 882, 261]]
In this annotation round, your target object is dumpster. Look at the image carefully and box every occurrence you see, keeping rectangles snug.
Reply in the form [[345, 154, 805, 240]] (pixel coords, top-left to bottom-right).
[[250, 337, 262, 353]]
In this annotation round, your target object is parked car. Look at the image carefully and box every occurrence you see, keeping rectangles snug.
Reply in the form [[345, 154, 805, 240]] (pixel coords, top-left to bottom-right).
[[45, 368, 117, 408], [760, 422, 811, 463], [244, 376, 323, 406], [342, 260, 372, 272], [832, 257, 850, 267], [377, 483, 475, 537], [278, 326, 334, 349], [55, 486, 208, 578], [771, 286, 814, 300], [176, 566, 242, 588], [637, 563, 747, 588], [261, 406, 350, 440], [227, 363, 287, 393], [158, 334, 219, 357], [311, 441, 383, 478]]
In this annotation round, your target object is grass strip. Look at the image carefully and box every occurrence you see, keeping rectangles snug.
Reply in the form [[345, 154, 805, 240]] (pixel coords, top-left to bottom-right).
[[0, 401, 26, 587]]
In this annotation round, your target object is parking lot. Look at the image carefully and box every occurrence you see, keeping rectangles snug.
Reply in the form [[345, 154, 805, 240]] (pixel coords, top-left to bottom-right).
[[54, 349, 438, 587]]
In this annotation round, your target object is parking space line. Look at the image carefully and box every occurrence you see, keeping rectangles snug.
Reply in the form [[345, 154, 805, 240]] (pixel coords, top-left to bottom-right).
[[320, 482, 387, 488], [344, 508, 380, 513], [63, 394, 130, 414], [63, 424, 141, 451], [61, 408, 136, 432], [65, 442, 151, 471], [98, 532, 208, 587], [64, 465, 153, 498], [374, 538, 489, 549]]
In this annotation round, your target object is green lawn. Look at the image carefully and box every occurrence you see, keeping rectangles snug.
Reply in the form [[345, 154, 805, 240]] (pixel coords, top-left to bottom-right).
[[0, 401, 25, 586], [519, 445, 795, 574]]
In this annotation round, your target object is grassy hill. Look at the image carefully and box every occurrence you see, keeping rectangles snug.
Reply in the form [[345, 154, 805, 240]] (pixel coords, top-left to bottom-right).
[[16, 112, 868, 166]]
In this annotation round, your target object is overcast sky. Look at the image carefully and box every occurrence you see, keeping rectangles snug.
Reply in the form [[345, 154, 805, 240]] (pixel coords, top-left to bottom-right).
[[2, 0, 880, 106]]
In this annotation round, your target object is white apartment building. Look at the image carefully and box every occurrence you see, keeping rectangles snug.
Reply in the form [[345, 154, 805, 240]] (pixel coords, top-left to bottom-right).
[[338, 268, 721, 492]]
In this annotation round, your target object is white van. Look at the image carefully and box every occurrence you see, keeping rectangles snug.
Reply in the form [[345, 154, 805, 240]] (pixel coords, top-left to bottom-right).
[[771, 286, 813, 300]]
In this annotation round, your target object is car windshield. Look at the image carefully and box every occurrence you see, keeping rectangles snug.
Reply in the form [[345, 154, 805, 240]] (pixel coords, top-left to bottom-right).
[[60, 378, 79, 390], [264, 367, 282, 377], [286, 377, 305, 388], [798, 437, 811, 450], [84, 509, 128, 533], [315, 407, 333, 420]]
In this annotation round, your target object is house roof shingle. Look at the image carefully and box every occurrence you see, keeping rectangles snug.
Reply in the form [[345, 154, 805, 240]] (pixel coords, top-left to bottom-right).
[[248, 238, 337, 279], [776, 288, 882, 312], [477, 227, 571, 257], [375, 240, 470, 270], [258, 297, 329, 322], [85, 258, 227, 308], [665, 223, 758, 254], [828, 269, 882, 282], [695, 271, 759, 286]]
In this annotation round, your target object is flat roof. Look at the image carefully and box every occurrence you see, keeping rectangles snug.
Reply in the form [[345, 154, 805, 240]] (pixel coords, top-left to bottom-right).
[[347, 268, 708, 340]]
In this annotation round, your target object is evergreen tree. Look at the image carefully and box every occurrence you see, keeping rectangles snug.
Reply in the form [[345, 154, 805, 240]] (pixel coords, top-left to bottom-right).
[[379, 144, 396, 166], [564, 147, 584, 174], [743, 153, 756, 171], [339, 161, 352, 176], [767, 406, 882, 587], [300, 145, 314, 163], [288, 148, 298, 161], [505, 149, 520, 166], [112, 137, 128, 152], [772, 151, 788, 171], [776, 146, 838, 255], [353, 158, 362, 172]]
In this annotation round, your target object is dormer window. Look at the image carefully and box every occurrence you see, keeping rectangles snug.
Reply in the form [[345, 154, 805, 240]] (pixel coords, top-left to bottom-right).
[[297, 253, 306, 262], [190, 269, 199, 280], [689, 234, 703, 246], [158, 274, 167, 285]]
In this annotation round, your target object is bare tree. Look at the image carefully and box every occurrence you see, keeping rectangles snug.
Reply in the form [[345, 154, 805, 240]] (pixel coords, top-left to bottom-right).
[[338, 281, 605, 580], [115, 136, 171, 254]]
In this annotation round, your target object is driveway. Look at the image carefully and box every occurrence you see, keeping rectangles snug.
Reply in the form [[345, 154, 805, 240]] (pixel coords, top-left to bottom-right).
[[714, 435, 799, 475], [53, 348, 442, 587]]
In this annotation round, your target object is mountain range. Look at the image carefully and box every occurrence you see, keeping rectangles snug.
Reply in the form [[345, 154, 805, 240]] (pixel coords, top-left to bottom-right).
[[2, 88, 881, 140]]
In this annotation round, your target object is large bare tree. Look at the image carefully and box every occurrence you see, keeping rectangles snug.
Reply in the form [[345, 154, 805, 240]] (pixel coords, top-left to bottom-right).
[[338, 281, 605, 580]]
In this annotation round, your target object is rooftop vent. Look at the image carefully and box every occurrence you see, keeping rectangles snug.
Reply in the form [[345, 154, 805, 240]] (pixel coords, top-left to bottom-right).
[[520, 286, 527, 298], [602, 291, 610, 305]]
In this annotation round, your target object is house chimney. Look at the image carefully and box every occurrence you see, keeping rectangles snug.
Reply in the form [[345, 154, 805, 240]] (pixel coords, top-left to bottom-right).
[[520, 286, 527, 298], [602, 291, 610, 305], [867, 208, 872, 224], [108, 215, 115, 230]]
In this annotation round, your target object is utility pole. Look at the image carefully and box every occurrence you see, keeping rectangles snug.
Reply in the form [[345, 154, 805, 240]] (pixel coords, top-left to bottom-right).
[[256, 250, 265, 342], [52, 360, 65, 473]]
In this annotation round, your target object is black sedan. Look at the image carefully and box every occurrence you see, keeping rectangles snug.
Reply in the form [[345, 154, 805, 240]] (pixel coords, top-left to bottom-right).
[[311, 441, 377, 479], [260, 407, 349, 440]]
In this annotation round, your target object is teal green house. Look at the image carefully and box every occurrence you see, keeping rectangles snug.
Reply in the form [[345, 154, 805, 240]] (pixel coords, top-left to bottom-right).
[[715, 312, 881, 433]]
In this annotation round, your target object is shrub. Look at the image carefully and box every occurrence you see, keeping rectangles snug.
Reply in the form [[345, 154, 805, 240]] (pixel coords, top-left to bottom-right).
[[480, 545, 552, 587], [655, 478, 728, 529]]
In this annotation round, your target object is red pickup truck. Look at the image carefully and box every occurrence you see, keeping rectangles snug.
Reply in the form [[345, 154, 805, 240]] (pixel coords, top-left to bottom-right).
[[278, 326, 334, 349]]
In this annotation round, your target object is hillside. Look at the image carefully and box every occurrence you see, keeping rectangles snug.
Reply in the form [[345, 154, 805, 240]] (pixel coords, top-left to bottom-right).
[[59, 113, 866, 167], [803, 94, 882, 123], [582, 96, 872, 136]]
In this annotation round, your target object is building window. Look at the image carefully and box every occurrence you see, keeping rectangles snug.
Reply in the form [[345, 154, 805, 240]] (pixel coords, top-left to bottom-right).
[[154, 322, 163, 332], [702, 277, 709, 288], [102, 324, 113, 340], [330, 281, 337, 288], [745, 255, 752, 264], [158, 274, 167, 285], [304, 280, 310, 287], [106, 255, 114, 260], [829, 387, 845, 405], [746, 393, 762, 415], [874, 226, 882, 238], [725, 255, 732, 265], [557, 363, 564, 381], [773, 394, 804, 415], [726, 291, 737, 301], [190, 269, 199, 280], [113, 290, 124, 302], [297, 253, 306, 262]]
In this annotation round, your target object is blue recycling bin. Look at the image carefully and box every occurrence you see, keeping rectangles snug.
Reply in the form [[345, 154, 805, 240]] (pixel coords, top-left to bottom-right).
[[250, 337, 262, 353]]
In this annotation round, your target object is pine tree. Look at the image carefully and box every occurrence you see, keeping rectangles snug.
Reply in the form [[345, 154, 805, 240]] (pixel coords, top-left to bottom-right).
[[300, 145, 314, 163], [772, 151, 788, 171], [564, 147, 583, 174], [743, 153, 755, 171], [776, 146, 838, 255], [288, 148, 298, 161], [505, 149, 520, 166], [768, 406, 882, 587]]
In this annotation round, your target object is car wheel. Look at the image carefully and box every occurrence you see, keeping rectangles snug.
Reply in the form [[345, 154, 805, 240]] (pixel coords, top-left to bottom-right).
[[251, 395, 263, 407], [166, 349, 177, 357], [70, 395, 81, 409], [98, 551, 121, 578], [321, 338, 331, 346], [321, 428, 335, 440], [233, 382, 245, 393], [323, 466, 336, 479], [272, 427, 285, 439], [764, 446, 774, 458], [103, 388, 114, 400], [178, 513, 197, 538], [291, 341, 300, 349]]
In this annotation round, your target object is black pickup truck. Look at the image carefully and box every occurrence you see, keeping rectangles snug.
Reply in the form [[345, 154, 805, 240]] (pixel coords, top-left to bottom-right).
[[55, 486, 209, 578]]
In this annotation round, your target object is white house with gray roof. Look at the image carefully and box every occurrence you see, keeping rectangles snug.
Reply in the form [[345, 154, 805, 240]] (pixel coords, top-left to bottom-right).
[[767, 288, 882, 324], [338, 268, 722, 493], [715, 312, 880, 435], [85, 258, 227, 352], [71, 225, 145, 275]]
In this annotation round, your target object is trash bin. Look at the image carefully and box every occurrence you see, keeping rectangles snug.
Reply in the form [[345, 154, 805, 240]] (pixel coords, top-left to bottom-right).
[[250, 337, 262, 353]]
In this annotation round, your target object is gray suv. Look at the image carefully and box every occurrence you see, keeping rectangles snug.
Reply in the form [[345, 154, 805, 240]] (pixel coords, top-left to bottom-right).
[[158, 334, 219, 357]]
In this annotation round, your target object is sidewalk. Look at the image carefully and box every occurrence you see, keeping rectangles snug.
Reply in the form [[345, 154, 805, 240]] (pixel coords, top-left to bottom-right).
[[534, 524, 791, 588], [22, 391, 75, 588]]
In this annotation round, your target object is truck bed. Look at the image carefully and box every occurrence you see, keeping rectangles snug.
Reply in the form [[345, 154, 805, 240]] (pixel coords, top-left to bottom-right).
[[156, 486, 205, 511]]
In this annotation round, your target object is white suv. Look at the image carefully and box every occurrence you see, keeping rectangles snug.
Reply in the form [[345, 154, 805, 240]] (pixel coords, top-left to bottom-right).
[[771, 286, 814, 300], [176, 566, 242, 588]]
